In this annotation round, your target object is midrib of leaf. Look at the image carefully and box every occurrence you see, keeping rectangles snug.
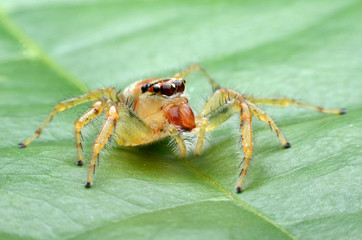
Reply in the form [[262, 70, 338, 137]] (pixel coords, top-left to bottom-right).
[[0, 5, 297, 240], [0, 6, 89, 93]]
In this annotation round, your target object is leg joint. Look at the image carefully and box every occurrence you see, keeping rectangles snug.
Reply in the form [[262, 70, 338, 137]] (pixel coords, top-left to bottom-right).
[[55, 102, 67, 111], [74, 121, 83, 130]]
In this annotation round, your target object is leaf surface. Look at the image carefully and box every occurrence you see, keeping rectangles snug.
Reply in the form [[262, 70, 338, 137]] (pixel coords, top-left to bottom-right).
[[0, 0, 361, 239]]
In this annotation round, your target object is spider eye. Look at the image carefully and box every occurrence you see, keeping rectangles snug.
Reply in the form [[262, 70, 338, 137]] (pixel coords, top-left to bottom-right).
[[141, 83, 151, 93], [153, 84, 160, 92], [141, 85, 147, 93], [174, 80, 185, 92], [160, 82, 174, 96]]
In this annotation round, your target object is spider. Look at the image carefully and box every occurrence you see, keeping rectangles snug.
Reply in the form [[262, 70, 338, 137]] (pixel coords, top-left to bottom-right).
[[19, 64, 346, 192]]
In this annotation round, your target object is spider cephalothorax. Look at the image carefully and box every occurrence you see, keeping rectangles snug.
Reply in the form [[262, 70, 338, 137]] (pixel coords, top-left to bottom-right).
[[19, 64, 345, 192]]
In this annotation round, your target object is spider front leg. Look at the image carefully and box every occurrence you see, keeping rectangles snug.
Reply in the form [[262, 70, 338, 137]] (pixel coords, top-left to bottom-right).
[[246, 100, 290, 148], [75, 99, 112, 166], [194, 89, 255, 192], [19, 87, 118, 148], [195, 88, 241, 156], [86, 104, 118, 188]]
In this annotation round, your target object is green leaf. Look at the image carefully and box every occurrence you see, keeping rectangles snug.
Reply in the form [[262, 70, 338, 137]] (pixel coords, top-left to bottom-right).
[[0, 0, 361, 239]]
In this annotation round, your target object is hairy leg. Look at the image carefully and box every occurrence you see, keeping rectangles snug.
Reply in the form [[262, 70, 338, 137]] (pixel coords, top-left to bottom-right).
[[246, 100, 290, 148], [236, 101, 253, 193], [198, 88, 240, 117], [86, 104, 119, 187], [168, 125, 187, 158], [19, 87, 118, 148], [195, 88, 255, 191], [74, 99, 112, 166], [195, 88, 242, 155], [173, 63, 221, 90], [245, 96, 346, 115]]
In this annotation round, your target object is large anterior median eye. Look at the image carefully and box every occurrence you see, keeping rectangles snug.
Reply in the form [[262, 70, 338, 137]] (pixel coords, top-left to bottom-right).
[[174, 80, 185, 92], [160, 82, 174, 96]]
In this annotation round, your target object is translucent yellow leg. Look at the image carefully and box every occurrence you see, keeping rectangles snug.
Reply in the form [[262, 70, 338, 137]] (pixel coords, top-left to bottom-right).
[[194, 88, 256, 192], [236, 101, 253, 193], [245, 96, 346, 115], [168, 125, 187, 158], [86, 104, 119, 188], [74, 99, 112, 166], [19, 87, 118, 148], [195, 118, 208, 156], [173, 63, 221, 90], [246, 100, 290, 148], [195, 88, 241, 155], [198, 88, 240, 117]]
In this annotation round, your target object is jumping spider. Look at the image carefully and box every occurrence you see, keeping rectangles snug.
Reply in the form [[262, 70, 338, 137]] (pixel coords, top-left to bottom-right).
[[19, 64, 345, 192]]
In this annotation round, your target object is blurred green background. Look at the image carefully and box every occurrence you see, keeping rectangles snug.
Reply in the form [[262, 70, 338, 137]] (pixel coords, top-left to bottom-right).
[[0, 0, 361, 239]]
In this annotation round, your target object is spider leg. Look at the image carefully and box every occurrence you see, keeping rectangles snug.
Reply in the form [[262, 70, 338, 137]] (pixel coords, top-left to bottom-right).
[[195, 89, 241, 155], [74, 99, 112, 166], [19, 87, 118, 148], [168, 125, 187, 158], [195, 118, 208, 156], [86, 104, 118, 188], [236, 101, 253, 193], [173, 63, 221, 90], [246, 100, 290, 148], [244, 96, 346, 115], [84, 104, 186, 187], [195, 88, 254, 192]]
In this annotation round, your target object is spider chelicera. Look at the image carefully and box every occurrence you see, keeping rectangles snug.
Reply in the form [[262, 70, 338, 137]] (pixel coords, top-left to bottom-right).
[[19, 64, 345, 192]]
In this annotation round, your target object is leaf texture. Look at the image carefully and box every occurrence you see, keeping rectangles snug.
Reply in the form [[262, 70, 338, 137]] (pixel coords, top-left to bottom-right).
[[0, 0, 361, 239]]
